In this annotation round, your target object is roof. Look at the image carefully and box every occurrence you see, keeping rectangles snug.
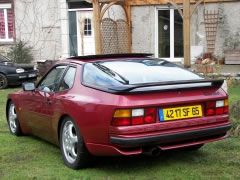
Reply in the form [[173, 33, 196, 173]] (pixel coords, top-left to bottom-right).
[[66, 53, 153, 64]]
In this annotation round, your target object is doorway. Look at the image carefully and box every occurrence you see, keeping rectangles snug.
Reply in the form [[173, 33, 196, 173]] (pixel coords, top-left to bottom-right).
[[156, 8, 183, 62], [77, 10, 95, 56]]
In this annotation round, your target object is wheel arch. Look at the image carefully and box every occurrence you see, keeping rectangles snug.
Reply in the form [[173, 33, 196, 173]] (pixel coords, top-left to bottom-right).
[[6, 98, 12, 121], [0, 71, 6, 75], [57, 114, 75, 143], [57, 114, 86, 144]]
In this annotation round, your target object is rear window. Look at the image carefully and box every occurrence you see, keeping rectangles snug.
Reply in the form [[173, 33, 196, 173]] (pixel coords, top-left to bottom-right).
[[82, 59, 203, 90]]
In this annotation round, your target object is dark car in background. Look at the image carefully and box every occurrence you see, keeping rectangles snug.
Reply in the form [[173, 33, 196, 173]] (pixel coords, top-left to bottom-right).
[[0, 55, 38, 89]]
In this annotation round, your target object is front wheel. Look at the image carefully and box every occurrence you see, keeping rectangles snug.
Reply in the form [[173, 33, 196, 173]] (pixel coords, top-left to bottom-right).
[[7, 102, 22, 136], [60, 117, 90, 169]]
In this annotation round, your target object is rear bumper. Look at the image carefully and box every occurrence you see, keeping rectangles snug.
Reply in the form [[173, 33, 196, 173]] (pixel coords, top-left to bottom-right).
[[110, 124, 231, 147], [86, 115, 231, 156], [7, 70, 38, 85]]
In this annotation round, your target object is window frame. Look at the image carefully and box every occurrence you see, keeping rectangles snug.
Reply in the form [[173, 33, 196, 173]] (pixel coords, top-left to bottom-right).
[[0, 3, 14, 42], [36, 64, 68, 93], [155, 7, 183, 62], [83, 18, 92, 36]]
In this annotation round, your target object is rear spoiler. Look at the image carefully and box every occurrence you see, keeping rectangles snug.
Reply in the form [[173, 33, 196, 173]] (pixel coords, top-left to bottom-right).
[[107, 79, 224, 94]]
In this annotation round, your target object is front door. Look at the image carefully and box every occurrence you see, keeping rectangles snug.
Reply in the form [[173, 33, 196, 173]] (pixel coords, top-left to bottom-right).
[[157, 9, 183, 62], [21, 65, 67, 141], [77, 10, 95, 56]]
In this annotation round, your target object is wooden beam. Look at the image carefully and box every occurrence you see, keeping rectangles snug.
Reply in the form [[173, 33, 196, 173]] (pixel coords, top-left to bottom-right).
[[100, 0, 119, 20], [92, 0, 102, 54], [127, 0, 238, 6], [183, 0, 191, 68], [190, 0, 204, 17], [124, 2, 132, 52]]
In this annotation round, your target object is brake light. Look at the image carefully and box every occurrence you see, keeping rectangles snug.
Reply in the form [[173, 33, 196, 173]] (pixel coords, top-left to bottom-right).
[[144, 108, 156, 124], [112, 108, 156, 126], [206, 99, 228, 116]]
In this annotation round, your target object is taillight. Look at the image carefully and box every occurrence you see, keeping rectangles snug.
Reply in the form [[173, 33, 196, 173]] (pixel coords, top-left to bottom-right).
[[112, 108, 156, 126], [206, 99, 228, 116]]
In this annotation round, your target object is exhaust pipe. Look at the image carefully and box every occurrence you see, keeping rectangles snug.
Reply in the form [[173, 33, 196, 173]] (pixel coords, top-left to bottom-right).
[[143, 147, 161, 156]]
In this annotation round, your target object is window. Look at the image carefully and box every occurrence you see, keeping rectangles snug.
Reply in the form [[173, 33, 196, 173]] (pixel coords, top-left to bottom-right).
[[38, 66, 67, 92], [83, 59, 202, 90], [84, 18, 92, 36], [0, 3, 14, 42], [59, 67, 76, 91], [157, 9, 183, 61]]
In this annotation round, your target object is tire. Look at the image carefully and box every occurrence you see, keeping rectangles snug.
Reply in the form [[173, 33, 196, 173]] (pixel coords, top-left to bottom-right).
[[0, 73, 8, 89], [60, 117, 90, 169], [7, 102, 22, 136]]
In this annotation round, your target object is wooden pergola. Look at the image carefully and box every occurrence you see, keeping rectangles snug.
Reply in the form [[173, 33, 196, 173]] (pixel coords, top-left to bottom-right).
[[90, 0, 237, 67]]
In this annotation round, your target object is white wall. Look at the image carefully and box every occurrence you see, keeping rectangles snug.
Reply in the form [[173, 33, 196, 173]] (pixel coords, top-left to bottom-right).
[[14, 0, 63, 61], [131, 6, 155, 54]]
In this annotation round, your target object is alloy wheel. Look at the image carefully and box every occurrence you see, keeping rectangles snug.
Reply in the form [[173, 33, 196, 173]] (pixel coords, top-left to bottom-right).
[[62, 121, 79, 164], [8, 103, 17, 133]]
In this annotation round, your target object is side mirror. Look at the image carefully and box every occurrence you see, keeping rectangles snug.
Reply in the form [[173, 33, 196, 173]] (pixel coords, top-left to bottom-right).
[[22, 82, 35, 91]]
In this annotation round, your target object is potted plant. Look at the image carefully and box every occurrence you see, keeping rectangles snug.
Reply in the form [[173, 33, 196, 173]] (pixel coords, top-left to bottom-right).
[[224, 32, 240, 64]]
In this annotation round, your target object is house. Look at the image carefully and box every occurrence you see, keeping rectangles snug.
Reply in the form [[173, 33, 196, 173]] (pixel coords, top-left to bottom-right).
[[0, 0, 239, 64]]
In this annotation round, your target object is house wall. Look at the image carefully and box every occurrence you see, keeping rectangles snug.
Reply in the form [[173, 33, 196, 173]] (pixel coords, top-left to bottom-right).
[[131, 2, 240, 60], [14, 0, 63, 61], [132, 6, 155, 54], [191, 2, 240, 58]]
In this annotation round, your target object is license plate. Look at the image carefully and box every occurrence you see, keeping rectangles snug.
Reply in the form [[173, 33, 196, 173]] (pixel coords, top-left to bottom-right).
[[19, 75, 27, 79], [28, 73, 36, 78], [159, 105, 203, 122]]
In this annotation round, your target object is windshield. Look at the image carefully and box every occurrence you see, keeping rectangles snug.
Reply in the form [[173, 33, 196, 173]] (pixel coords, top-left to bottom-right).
[[82, 59, 203, 89]]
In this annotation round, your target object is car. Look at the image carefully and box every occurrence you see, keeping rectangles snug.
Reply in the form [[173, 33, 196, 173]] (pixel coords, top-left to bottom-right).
[[0, 55, 38, 89], [6, 53, 231, 169]]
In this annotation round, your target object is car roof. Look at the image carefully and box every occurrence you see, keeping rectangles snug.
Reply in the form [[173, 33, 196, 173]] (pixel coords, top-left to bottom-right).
[[63, 53, 153, 65]]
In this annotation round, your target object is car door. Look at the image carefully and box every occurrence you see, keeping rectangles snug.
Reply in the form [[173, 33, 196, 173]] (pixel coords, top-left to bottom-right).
[[21, 65, 68, 141]]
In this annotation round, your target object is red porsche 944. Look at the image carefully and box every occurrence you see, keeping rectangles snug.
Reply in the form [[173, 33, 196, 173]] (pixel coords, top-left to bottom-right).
[[6, 54, 231, 169]]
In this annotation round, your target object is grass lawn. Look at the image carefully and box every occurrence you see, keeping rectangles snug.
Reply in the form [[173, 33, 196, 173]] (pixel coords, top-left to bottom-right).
[[0, 86, 240, 179]]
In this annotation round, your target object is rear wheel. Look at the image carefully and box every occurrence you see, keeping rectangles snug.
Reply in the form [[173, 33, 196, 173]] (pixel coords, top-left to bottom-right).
[[60, 117, 90, 169], [7, 102, 22, 136], [0, 73, 7, 89]]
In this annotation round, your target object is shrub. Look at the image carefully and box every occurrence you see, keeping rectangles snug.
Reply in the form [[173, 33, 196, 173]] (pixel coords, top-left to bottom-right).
[[230, 100, 240, 136], [7, 40, 34, 64]]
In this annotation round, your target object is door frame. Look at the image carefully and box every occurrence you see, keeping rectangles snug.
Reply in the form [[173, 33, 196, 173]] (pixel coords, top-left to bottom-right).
[[76, 9, 95, 56], [155, 6, 183, 62]]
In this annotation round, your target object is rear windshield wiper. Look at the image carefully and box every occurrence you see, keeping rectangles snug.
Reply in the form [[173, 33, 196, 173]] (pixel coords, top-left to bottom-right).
[[93, 63, 129, 84]]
